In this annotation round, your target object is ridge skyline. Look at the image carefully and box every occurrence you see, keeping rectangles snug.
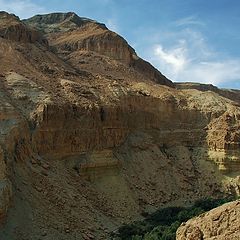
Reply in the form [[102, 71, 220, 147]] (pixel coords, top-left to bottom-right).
[[1, 0, 239, 88]]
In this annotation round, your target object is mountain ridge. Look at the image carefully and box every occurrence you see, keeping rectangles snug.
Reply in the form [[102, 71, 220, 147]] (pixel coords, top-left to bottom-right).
[[22, 12, 106, 33], [23, 12, 174, 87]]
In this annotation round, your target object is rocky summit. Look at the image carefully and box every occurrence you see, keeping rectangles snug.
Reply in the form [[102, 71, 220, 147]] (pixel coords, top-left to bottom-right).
[[0, 11, 239, 240]]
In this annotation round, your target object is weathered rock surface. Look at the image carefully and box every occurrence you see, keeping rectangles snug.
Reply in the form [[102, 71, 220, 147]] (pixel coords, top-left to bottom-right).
[[25, 12, 173, 86], [176, 200, 240, 240], [0, 146, 12, 223], [23, 12, 99, 33], [0, 11, 239, 240], [0, 11, 46, 44]]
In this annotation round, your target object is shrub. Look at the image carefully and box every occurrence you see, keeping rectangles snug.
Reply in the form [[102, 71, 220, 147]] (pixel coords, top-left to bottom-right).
[[113, 197, 236, 240]]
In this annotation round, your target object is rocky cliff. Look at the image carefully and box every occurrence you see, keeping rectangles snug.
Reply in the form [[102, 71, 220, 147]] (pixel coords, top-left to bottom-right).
[[24, 12, 173, 86], [176, 200, 240, 240], [0, 11, 46, 44], [0, 11, 239, 240]]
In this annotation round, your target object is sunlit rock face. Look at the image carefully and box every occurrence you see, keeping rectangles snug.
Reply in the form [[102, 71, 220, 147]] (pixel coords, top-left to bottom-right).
[[176, 200, 240, 240]]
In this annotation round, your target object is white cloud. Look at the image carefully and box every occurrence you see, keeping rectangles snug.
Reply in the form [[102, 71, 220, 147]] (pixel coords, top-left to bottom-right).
[[148, 29, 240, 87], [154, 41, 187, 77], [175, 16, 205, 27], [182, 60, 240, 85], [0, 0, 46, 19]]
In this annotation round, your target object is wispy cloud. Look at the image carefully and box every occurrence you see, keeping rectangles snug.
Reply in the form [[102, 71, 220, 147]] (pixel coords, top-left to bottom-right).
[[0, 0, 46, 19], [98, 0, 114, 4], [182, 60, 240, 85], [175, 16, 205, 27], [149, 29, 240, 86], [106, 18, 119, 32]]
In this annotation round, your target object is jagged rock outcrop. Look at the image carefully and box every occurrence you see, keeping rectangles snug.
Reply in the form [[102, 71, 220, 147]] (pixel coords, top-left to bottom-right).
[[23, 12, 99, 33], [176, 200, 240, 240], [0, 11, 46, 44], [0, 11, 239, 240]]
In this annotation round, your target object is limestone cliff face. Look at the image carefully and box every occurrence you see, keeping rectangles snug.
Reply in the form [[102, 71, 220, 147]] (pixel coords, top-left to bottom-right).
[[0, 11, 239, 240], [32, 95, 208, 158], [176, 200, 240, 240], [207, 112, 240, 173]]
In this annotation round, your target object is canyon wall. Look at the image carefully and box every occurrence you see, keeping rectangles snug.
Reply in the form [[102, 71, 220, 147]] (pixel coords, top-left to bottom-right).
[[0, 11, 239, 239]]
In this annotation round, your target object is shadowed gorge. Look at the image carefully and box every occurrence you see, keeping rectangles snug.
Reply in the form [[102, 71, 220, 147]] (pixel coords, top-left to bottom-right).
[[0, 11, 239, 240]]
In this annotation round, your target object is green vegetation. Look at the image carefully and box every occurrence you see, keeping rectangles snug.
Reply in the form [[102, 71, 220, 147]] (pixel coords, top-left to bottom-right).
[[111, 197, 236, 240]]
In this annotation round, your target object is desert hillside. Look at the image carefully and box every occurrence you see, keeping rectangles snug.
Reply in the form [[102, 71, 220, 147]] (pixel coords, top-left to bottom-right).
[[0, 11, 239, 240]]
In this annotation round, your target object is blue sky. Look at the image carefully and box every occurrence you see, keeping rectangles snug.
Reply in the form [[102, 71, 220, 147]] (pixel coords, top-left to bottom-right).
[[1, 0, 240, 89]]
